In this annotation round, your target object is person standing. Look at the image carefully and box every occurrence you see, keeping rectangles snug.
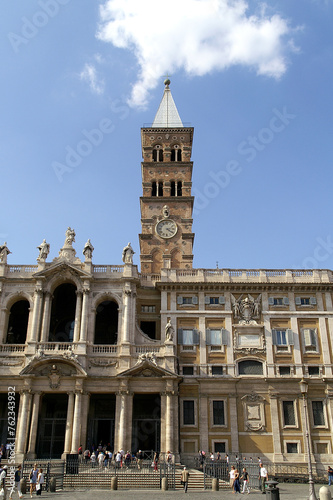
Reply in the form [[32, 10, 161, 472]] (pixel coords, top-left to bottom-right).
[[153, 451, 159, 472], [181, 466, 190, 493], [241, 467, 250, 494], [233, 469, 241, 494], [0, 465, 8, 500], [259, 463, 268, 494], [328, 466, 333, 486], [36, 469, 44, 496], [29, 464, 38, 498], [9, 464, 23, 499], [229, 465, 235, 492]]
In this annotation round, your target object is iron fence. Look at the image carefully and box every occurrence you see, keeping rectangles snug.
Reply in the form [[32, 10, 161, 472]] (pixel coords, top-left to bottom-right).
[[22, 459, 65, 491], [203, 460, 260, 490]]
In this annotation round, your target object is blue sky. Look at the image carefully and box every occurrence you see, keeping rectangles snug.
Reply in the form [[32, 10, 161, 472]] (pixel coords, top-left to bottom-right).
[[1, 0, 333, 270]]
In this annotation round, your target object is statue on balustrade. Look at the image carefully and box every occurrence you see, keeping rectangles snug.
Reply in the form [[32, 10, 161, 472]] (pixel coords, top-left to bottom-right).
[[83, 239, 94, 260], [37, 239, 50, 261], [122, 242, 135, 264], [0, 242, 11, 263], [64, 227, 76, 247]]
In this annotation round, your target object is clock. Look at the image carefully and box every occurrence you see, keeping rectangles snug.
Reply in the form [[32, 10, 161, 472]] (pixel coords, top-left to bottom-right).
[[156, 219, 178, 239]]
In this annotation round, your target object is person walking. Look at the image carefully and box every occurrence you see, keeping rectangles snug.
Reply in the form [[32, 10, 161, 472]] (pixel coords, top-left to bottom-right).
[[229, 465, 236, 492], [35, 469, 44, 496], [181, 466, 190, 493], [328, 466, 333, 486], [29, 464, 38, 498], [259, 463, 268, 494], [241, 467, 250, 494], [233, 468, 241, 494], [153, 451, 159, 471], [9, 464, 23, 499]]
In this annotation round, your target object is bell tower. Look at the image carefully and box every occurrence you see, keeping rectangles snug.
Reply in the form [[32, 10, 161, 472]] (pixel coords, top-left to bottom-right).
[[139, 80, 195, 274]]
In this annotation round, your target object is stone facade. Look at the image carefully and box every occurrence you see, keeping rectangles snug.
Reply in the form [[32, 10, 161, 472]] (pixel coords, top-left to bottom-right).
[[0, 83, 332, 467]]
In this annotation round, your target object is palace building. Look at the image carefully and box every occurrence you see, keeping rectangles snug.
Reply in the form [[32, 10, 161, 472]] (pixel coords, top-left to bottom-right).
[[0, 80, 333, 466]]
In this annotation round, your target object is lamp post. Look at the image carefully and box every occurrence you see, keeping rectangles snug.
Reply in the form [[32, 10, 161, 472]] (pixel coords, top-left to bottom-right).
[[299, 379, 317, 500]]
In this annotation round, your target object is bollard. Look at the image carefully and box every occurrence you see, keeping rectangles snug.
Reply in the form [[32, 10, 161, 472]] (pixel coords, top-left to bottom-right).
[[49, 477, 57, 492], [161, 477, 168, 491], [20, 478, 27, 494], [319, 486, 332, 500], [111, 477, 118, 490], [212, 478, 219, 491]]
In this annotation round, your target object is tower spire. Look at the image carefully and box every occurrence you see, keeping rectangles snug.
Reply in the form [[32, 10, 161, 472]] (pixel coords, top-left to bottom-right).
[[152, 79, 183, 128]]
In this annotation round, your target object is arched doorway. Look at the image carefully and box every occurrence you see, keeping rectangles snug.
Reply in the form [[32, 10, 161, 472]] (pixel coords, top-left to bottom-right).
[[6, 300, 29, 343], [94, 301, 118, 344], [49, 283, 76, 342]]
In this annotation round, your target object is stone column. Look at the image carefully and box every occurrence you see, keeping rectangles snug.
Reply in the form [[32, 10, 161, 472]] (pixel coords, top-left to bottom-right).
[[40, 293, 52, 343], [229, 394, 239, 454], [122, 287, 131, 343], [28, 287, 43, 342], [115, 390, 128, 451], [80, 392, 90, 449], [225, 316, 234, 375], [64, 392, 75, 455], [79, 288, 90, 342], [165, 391, 174, 453], [0, 307, 9, 344], [264, 314, 275, 377], [26, 392, 42, 458], [269, 395, 283, 461], [71, 391, 83, 453], [16, 390, 32, 456], [199, 311, 207, 372], [73, 291, 83, 343]]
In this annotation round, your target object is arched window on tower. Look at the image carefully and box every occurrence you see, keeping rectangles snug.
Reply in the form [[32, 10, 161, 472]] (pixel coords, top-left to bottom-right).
[[49, 283, 77, 342], [94, 300, 118, 344], [171, 145, 182, 162], [151, 181, 157, 196], [6, 300, 29, 344], [153, 145, 163, 162], [170, 181, 176, 197], [158, 181, 163, 196], [177, 181, 182, 196]]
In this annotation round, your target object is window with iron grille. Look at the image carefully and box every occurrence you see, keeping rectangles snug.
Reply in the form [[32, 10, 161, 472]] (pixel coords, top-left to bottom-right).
[[183, 400, 195, 425], [213, 401, 225, 425], [312, 401, 325, 426], [283, 401, 296, 426]]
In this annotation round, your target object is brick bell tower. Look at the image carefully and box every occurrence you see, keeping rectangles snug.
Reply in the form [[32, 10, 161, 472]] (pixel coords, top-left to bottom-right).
[[139, 79, 195, 274]]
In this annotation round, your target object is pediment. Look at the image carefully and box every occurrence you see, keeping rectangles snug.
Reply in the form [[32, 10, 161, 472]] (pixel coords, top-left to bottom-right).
[[20, 353, 87, 377], [118, 359, 178, 379], [32, 261, 91, 279]]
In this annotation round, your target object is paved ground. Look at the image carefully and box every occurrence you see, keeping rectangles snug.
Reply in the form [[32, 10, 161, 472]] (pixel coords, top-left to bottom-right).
[[18, 483, 332, 499]]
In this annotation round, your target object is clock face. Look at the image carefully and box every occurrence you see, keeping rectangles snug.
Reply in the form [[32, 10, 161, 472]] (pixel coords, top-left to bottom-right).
[[156, 219, 177, 239]]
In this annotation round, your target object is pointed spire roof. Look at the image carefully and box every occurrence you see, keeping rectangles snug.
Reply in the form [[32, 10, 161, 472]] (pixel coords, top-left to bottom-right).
[[152, 79, 183, 128]]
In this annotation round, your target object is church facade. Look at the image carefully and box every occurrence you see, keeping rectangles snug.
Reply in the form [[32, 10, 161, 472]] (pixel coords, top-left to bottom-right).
[[0, 81, 333, 467]]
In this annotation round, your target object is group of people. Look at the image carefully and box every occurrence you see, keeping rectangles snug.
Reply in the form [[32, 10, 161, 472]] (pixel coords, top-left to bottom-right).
[[229, 465, 251, 494], [0, 463, 44, 500], [79, 444, 171, 471]]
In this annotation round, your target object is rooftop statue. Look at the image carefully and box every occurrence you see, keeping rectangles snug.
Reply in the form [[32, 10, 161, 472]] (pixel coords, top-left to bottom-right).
[[0, 242, 11, 263], [37, 239, 50, 261], [122, 242, 135, 264]]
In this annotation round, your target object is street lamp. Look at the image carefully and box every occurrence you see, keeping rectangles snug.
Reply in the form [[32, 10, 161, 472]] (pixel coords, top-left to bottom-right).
[[299, 379, 317, 500]]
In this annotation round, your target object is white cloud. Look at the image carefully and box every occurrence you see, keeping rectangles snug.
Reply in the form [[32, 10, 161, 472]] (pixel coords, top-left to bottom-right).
[[80, 63, 105, 95], [96, 0, 297, 108]]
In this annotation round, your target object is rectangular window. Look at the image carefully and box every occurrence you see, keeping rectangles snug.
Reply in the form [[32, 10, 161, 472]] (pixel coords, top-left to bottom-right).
[[213, 401, 225, 425], [183, 366, 194, 376], [286, 442, 298, 453], [210, 329, 222, 345], [212, 366, 223, 376], [308, 366, 320, 376], [141, 305, 156, 313], [301, 298, 310, 305], [303, 329, 318, 351], [210, 297, 219, 304], [183, 297, 193, 305], [279, 366, 291, 376], [214, 442, 226, 453], [183, 401, 195, 425], [178, 328, 199, 346], [183, 329, 194, 345], [312, 401, 325, 426], [274, 298, 283, 306], [283, 401, 296, 426], [276, 330, 287, 345]]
